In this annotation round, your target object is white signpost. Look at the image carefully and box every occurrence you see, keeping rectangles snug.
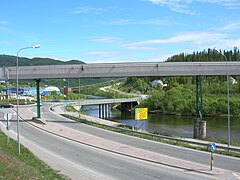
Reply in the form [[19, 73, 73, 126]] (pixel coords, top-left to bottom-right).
[[4, 113, 12, 143], [4, 113, 12, 130]]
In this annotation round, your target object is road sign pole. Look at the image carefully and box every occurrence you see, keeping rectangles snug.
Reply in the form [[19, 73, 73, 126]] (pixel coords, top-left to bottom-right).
[[210, 152, 214, 170], [210, 143, 216, 170], [6, 114, 9, 130], [4, 113, 12, 143]]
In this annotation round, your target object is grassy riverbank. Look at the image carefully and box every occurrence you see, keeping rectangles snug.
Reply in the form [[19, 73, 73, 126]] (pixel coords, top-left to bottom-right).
[[0, 130, 68, 179]]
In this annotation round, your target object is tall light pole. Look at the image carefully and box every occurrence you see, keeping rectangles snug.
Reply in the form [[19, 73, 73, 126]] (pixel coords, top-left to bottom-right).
[[16, 44, 40, 155], [214, 48, 231, 147]]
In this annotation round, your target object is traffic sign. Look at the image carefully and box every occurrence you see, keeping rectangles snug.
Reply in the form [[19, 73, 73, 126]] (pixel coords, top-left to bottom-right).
[[210, 143, 216, 152], [4, 113, 12, 130], [210, 143, 216, 170], [4, 113, 12, 121], [63, 101, 68, 107], [135, 108, 148, 120]]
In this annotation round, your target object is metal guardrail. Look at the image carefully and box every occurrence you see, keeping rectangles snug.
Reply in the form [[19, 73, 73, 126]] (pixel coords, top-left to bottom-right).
[[49, 102, 240, 153], [63, 113, 240, 153]]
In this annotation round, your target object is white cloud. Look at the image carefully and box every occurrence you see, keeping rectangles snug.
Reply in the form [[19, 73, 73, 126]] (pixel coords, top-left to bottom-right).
[[85, 50, 122, 56], [121, 44, 158, 51], [144, 0, 195, 14], [93, 37, 121, 43], [87, 57, 157, 63], [220, 23, 240, 31], [103, 18, 168, 25], [201, 0, 240, 9], [123, 32, 226, 50], [73, 7, 106, 14], [145, 0, 240, 14]]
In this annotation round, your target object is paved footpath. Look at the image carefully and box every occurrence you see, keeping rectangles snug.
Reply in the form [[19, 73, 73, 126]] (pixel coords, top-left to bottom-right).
[[17, 106, 238, 179]]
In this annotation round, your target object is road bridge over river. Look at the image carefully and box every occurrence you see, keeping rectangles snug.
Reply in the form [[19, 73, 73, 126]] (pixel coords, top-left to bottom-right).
[[77, 97, 141, 106], [69, 98, 140, 119]]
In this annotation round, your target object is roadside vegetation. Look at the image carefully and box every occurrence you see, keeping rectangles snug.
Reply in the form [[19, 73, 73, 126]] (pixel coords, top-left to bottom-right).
[[81, 82, 134, 99], [0, 98, 35, 105], [0, 130, 68, 179], [120, 48, 240, 117], [41, 91, 86, 101], [136, 81, 240, 117]]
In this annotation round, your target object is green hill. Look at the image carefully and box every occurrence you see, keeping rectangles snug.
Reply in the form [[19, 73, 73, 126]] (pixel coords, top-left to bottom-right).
[[0, 54, 84, 67], [0, 54, 122, 87]]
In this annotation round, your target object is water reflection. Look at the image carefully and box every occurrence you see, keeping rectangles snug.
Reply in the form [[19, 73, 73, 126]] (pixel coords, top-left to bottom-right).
[[83, 105, 240, 143]]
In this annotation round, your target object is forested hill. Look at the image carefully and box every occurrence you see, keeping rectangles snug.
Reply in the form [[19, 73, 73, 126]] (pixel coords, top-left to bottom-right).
[[0, 54, 84, 67], [166, 48, 240, 62]]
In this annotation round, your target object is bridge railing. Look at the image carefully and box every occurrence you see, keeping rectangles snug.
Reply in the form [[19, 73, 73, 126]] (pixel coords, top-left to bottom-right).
[[59, 98, 141, 106], [64, 114, 240, 153]]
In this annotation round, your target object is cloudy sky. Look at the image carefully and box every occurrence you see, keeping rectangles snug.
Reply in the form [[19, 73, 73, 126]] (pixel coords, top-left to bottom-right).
[[0, 0, 240, 63]]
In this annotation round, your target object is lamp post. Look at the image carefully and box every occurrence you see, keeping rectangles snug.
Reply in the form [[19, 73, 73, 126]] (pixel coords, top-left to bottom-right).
[[16, 44, 40, 155], [214, 48, 230, 147]]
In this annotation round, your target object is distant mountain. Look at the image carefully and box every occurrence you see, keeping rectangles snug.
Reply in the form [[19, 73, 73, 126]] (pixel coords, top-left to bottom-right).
[[0, 54, 85, 67], [0, 54, 121, 88]]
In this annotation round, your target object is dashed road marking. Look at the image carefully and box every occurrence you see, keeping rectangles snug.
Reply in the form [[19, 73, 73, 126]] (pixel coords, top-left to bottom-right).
[[233, 172, 240, 180]]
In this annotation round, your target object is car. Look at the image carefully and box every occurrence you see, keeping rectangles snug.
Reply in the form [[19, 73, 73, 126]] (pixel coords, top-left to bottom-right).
[[0, 104, 14, 108], [51, 99, 60, 102]]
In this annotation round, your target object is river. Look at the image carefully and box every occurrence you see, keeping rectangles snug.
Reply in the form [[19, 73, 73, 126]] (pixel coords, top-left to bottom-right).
[[82, 104, 240, 143]]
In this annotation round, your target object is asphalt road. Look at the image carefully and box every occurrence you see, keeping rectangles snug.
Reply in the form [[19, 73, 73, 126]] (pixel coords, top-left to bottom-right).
[[0, 105, 238, 179], [41, 103, 240, 173]]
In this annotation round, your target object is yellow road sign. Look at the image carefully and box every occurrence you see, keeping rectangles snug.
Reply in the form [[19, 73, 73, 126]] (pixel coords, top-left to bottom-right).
[[135, 108, 148, 120]]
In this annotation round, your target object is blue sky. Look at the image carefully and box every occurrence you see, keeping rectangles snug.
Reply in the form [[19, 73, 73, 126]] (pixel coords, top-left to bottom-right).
[[0, 0, 240, 63]]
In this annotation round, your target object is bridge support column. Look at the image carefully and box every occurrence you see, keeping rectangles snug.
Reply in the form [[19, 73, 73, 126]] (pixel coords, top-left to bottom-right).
[[108, 104, 111, 118], [104, 104, 108, 119], [120, 102, 136, 111], [199, 120, 206, 139], [194, 76, 206, 139], [101, 104, 104, 119], [99, 104, 101, 118], [105, 104, 110, 119], [35, 79, 41, 118]]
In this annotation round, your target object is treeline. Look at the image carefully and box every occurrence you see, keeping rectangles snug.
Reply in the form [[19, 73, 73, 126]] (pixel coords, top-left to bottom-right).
[[139, 83, 240, 116], [167, 47, 240, 62], [121, 48, 240, 117]]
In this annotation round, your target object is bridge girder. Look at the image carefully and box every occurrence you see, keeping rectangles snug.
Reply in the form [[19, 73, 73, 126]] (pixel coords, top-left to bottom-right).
[[1, 61, 240, 80]]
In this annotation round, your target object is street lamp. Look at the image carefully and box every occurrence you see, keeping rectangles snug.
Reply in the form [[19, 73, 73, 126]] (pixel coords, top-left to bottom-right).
[[16, 44, 40, 155], [214, 48, 230, 147]]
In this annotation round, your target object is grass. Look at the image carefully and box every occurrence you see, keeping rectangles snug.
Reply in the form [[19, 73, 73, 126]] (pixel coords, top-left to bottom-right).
[[62, 114, 240, 158], [0, 130, 68, 179], [0, 99, 35, 105]]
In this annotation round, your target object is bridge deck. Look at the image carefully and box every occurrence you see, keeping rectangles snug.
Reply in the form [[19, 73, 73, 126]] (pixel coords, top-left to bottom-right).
[[1, 61, 240, 80], [69, 98, 140, 106]]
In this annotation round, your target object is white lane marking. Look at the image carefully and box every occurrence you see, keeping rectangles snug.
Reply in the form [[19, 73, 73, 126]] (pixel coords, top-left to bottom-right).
[[233, 172, 240, 180]]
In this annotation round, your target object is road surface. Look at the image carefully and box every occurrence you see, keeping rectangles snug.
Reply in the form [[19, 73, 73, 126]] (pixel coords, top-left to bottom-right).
[[0, 104, 239, 179]]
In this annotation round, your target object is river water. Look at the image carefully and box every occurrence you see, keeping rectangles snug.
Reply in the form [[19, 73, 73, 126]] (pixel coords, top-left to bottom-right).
[[83, 104, 240, 143]]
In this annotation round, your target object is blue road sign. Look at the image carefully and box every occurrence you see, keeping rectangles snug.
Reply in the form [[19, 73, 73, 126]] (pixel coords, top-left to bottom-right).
[[210, 143, 216, 152], [63, 101, 68, 107]]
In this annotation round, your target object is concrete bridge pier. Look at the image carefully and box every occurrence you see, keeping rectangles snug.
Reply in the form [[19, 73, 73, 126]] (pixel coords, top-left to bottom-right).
[[120, 102, 136, 111], [98, 104, 110, 119], [194, 76, 206, 139]]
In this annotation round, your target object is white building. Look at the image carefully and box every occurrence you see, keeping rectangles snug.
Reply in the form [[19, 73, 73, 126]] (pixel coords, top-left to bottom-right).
[[42, 86, 60, 95], [152, 80, 167, 89]]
